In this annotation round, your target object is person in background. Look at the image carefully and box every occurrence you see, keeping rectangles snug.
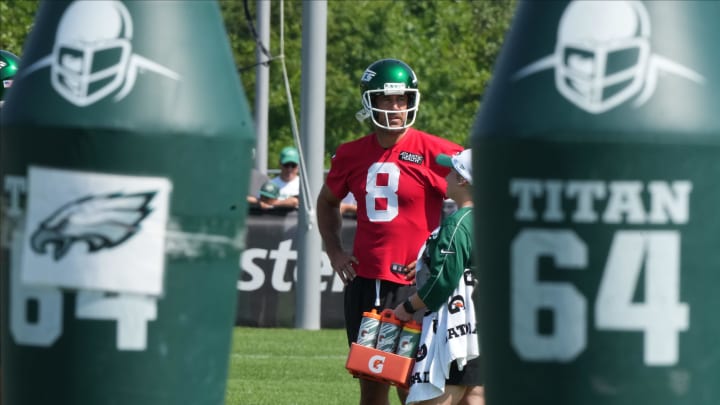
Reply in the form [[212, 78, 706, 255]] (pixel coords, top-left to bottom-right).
[[394, 149, 482, 405], [340, 192, 358, 218], [247, 146, 300, 209], [271, 146, 300, 202], [316, 58, 462, 405]]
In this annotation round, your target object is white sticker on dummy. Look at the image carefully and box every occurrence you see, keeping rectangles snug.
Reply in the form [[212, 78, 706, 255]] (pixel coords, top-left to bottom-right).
[[21, 166, 172, 296]]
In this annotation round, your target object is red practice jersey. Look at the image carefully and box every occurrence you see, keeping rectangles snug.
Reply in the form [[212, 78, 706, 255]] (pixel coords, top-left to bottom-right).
[[325, 128, 463, 284]]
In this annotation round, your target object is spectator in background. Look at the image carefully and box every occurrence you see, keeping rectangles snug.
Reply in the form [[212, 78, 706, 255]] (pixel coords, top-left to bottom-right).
[[247, 146, 300, 209], [272, 146, 300, 201]]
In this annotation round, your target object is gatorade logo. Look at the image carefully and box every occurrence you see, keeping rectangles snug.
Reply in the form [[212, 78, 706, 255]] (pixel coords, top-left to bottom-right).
[[23, 0, 180, 107], [416, 343, 428, 362], [368, 355, 385, 374], [512, 0, 704, 114], [448, 295, 465, 314]]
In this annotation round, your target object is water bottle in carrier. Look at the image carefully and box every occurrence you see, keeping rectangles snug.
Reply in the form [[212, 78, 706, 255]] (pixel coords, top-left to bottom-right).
[[375, 309, 402, 352], [356, 309, 381, 347], [395, 320, 422, 358]]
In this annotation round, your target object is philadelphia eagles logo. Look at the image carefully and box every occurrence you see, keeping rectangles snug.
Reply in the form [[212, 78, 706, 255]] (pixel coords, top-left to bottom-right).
[[30, 191, 157, 260]]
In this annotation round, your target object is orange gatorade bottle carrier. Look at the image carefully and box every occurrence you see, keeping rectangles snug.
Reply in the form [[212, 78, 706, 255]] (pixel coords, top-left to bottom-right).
[[346, 308, 416, 388]]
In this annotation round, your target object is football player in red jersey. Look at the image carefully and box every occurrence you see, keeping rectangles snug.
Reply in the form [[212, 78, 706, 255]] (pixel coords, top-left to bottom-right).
[[317, 58, 462, 405]]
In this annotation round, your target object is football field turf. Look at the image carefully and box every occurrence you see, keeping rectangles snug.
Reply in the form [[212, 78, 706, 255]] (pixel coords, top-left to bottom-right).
[[225, 327, 404, 405]]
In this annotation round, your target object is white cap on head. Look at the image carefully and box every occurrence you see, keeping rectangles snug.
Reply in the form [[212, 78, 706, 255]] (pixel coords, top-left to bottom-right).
[[436, 149, 472, 184]]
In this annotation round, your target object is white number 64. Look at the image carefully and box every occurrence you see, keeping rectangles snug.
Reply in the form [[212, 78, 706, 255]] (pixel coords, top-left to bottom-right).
[[511, 229, 688, 366]]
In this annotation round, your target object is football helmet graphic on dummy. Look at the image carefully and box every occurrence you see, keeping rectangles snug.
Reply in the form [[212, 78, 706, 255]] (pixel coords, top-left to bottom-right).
[[554, 0, 651, 113]]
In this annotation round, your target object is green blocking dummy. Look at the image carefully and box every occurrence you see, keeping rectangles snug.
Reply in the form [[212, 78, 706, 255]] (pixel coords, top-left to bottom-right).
[[0, 1, 254, 404], [471, 1, 720, 405]]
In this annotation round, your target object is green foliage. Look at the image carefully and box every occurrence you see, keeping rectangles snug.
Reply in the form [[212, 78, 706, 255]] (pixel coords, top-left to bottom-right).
[[226, 327, 404, 405], [0, 0, 40, 54], [2, 0, 516, 167], [222, 0, 516, 166]]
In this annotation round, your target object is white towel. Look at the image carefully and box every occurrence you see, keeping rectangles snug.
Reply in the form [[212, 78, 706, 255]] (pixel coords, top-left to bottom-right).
[[405, 311, 445, 403], [441, 272, 479, 375], [406, 270, 479, 404]]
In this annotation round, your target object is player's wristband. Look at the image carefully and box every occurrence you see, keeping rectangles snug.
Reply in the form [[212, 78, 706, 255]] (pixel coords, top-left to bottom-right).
[[403, 298, 416, 314]]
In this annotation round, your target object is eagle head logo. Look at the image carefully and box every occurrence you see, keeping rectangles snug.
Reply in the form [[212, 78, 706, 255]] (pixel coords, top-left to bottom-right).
[[30, 191, 157, 260]]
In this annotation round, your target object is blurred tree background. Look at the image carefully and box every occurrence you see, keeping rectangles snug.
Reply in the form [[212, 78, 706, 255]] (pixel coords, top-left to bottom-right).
[[0, 0, 38, 53], [0, 0, 516, 167]]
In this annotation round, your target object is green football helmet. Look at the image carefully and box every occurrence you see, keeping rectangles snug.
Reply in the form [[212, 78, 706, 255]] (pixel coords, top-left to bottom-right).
[[0, 50, 20, 106], [358, 58, 420, 130]]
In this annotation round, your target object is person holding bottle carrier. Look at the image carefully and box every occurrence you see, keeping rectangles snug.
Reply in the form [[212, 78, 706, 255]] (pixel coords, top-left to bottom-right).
[[394, 149, 483, 405]]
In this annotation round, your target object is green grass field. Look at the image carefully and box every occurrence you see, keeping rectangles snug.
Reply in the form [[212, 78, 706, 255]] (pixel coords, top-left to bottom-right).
[[225, 327, 404, 405]]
